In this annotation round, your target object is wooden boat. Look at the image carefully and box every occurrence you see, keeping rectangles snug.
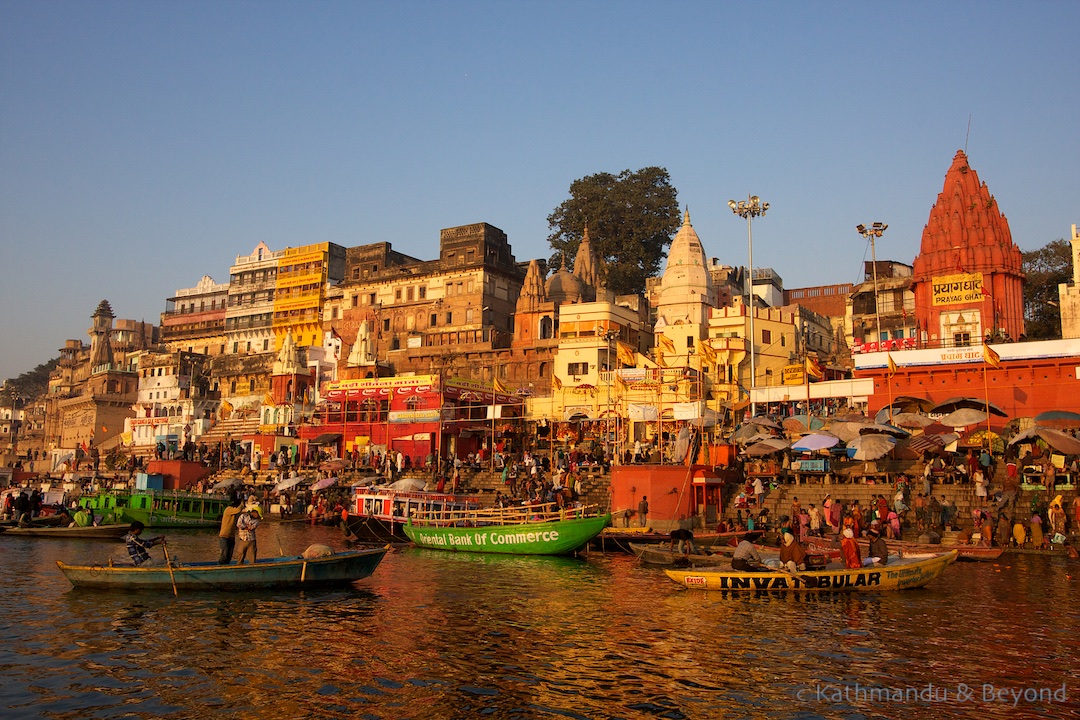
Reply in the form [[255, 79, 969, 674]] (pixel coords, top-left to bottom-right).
[[628, 542, 730, 567], [806, 536, 1004, 562], [79, 489, 230, 528], [591, 528, 762, 553], [403, 504, 611, 556], [344, 484, 481, 543], [664, 550, 958, 593], [1, 523, 128, 540], [56, 546, 389, 591]]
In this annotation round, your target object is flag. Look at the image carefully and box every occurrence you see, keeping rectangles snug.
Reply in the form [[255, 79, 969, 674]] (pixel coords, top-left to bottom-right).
[[887, 353, 898, 377], [657, 334, 676, 354], [805, 357, 824, 381], [616, 341, 637, 367], [101, 425, 108, 433], [331, 326, 342, 341], [493, 378, 507, 394], [264, 393, 276, 407], [615, 373, 628, 394], [696, 339, 717, 364], [983, 344, 1001, 369], [552, 375, 563, 391], [656, 351, 669, 368]]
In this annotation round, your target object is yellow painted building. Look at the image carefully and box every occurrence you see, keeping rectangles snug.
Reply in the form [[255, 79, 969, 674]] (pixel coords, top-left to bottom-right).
[[272, 243, 346, 350]]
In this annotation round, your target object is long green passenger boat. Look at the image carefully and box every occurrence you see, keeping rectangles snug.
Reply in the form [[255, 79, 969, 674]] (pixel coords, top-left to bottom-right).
[[79, 490, 230, 529], [403, 504, 611, 556]]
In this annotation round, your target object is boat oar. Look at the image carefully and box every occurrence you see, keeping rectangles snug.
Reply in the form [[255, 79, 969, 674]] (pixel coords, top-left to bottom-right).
[[777, 565, 818, 589], [161, 541, 178, 597]]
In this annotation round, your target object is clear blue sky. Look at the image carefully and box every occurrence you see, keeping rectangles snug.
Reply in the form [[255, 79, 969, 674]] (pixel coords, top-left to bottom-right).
[[2, 1, 1077, 382]]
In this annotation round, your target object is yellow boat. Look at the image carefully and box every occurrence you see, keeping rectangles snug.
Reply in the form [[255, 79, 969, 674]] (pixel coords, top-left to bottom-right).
[[664, 550, 957, 593]]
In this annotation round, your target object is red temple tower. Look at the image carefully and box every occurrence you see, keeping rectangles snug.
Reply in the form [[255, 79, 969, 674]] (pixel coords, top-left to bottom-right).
[[911, 150, 1025, 347]]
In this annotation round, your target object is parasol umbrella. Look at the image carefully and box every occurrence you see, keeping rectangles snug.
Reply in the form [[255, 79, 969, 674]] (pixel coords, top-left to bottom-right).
[[825, 421, 869, 443], [833, 412, 870, 423], [931, 397, 1008, 417], [273, 476, 304, 492], [1007, 426, 1041, 446], [390, 477, 427, 492], [734, 423, 775, 444], [1033, 410, 1080, 429], [742, 438, 790, 457], [858, 423, 911, 438], [888, 395, 937, 413], [1030, 428, 1080, 456], [846, 434, 897, 461], [791, 433, 840, 452], [940, 408, 989, 429], [746, 416, 782, 429], [311, 476, 337, 491], [319, 459, 347, 472], [213, 477, 243, 491], [783, 415, 825, 434], [878, 411, 936, 429], [901, 433, 959, 457]]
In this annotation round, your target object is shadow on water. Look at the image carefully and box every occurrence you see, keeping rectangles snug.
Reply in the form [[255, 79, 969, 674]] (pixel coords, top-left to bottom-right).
[[1, 524, 1079, 719]]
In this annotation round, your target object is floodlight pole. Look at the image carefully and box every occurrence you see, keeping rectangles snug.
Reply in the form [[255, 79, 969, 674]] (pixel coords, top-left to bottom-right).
[[729, 195, 769, 418]]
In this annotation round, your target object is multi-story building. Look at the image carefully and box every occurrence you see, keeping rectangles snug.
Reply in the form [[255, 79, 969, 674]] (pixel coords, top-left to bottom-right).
[[272, 242, 346, 351], [846, 261, 917, 353], [225, 242, 282, 357], [160, 275, 229, 356], [126, 350, 216, 453], [1057, 224, 1080, 339]]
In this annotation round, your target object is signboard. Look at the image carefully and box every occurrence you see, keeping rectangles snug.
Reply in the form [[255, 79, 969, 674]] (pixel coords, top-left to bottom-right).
[[931, 272, 984, 306], [388, 409, 441, 424], [782, 364, 805, 385]]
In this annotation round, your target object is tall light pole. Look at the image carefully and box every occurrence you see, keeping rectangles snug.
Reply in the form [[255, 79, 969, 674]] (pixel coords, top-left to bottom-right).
[[728, 195, 769, 418], [856, 223, 888, 350], [603, 328, 618, 465]]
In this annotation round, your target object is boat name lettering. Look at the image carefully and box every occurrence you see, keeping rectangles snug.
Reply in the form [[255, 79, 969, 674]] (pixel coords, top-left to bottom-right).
[[490, 529, 560, 545], [709, 572, 882, 590]]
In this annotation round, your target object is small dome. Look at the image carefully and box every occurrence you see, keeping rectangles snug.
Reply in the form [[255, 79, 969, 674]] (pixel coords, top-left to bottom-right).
[[546, 261, 584, 304]]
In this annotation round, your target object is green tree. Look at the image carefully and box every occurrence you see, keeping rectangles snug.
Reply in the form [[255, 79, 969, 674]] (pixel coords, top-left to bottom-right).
[[3, 358, 58, 403], [547, 167, 680, 296], [1022, 239, 1071, 339]]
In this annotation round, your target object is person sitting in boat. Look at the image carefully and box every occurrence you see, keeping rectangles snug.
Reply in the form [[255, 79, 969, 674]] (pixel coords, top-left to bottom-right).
[[779, 532, 807, 572], [731, 540, 767, 572], [124, 521, 165, 566], [866, 527, 889, 565], [840, 528, 862, 569], [669, 528, 697, 556]]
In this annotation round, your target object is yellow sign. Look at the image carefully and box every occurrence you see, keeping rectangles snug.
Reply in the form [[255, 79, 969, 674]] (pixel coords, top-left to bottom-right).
[[931, 272, 984, 306], [782, 364, 805, 385]]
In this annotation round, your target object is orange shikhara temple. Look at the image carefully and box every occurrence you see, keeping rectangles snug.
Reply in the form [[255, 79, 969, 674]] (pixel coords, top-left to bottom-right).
[[911, 150, 1025, 346]]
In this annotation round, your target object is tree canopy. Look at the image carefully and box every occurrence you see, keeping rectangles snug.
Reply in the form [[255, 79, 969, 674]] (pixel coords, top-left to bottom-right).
[[3, 358, 58, 405], [546, 167, 680, 297], [1022, 238, 1071, 339]]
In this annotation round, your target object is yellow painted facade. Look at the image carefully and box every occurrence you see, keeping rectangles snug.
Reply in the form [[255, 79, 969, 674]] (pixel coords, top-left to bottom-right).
[[273, 243, 332, 350]]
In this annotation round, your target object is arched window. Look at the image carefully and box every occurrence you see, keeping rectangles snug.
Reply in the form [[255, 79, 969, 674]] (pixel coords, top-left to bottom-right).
[[539, 316, 553, 340]]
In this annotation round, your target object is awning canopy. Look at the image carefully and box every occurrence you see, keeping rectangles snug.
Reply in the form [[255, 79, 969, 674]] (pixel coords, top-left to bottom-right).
[[310, 433, 343, 445]]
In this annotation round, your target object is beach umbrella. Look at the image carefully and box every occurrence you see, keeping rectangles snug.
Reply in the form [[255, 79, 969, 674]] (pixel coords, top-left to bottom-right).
[[273, 476, 305, 492], [734, 423, 774, 444], [901, 433, 959, 457], [846, 434, 896, 461], [214, 477, 243, 491], [889, 396, 937, 413], [1031, 428, 1080, 456], [746, 416, 782, 429], [940, 408, 989, 429], [826, 421, 869, 443], [931, 397, 1008, 417], [390, 477, 427, 492], [1007, 426, 1041, 446], [880, 411, 936, 429], [783, 415, 825, 434], [858, 423, 911, 438], [319, 459, 347, 471], [791, 433, 840, 452], [742, 438, 790, 457], [1033, 410, 1080, 429], [312, 476, 337, 491]]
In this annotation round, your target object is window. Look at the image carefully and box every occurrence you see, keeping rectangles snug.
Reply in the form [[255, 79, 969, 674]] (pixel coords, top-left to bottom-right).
[[780, 334, 786, 347], [686, 336, 693, 349], [407, 288, 414, 302], [232, 342, 239, 353], [430, 313, 438, 327], [383, 318, 390, 332], [761, 329, 772, 344], [446, 311, 452, 325], [419, 286, 426, 299], [351, 294, 358, 306], [369, 293, 376, 305], [466, 309, 474, 323], [567, 362, 589, 376], [395, 289, 402, 301], [331, 307, 338, 320], [263, 339, 269, 351], [249, 379, 255, 392]]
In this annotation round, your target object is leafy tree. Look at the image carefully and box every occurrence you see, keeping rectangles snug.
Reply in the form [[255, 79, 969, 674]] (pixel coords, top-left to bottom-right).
[[547, 167, 680, 297], [3, 358, 58, 404], [1022, 239, 1071, 339]]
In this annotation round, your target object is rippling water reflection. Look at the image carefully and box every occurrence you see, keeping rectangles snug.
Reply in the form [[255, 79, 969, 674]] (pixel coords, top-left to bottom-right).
[[1, 523, 1078, 719]]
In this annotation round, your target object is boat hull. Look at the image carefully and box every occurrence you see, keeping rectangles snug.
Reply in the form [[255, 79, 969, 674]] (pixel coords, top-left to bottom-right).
[[404, 514, 612, 555], [56, 547, 389, 591], [79, 490, 229, 529], [806, 536, 1003, 562], [1, 524, 128, 540], [664, 550, 958, 593]]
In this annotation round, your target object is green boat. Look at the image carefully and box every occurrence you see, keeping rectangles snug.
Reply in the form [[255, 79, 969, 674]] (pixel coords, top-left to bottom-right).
[[403, 504, 611, 556], [78, 490, 230, 529]]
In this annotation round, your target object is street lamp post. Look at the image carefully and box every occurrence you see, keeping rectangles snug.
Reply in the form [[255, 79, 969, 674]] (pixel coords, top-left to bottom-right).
[[856, 223, 888, 350], [728, 195, 769, 418], [603, 329, 618, 466]]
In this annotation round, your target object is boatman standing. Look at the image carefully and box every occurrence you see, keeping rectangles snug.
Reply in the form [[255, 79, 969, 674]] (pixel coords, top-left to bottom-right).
[[218, 496, 244, 564], [637, 496, 649, 527]]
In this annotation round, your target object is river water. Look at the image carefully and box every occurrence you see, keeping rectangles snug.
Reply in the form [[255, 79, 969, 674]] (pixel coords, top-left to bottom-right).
[[1, 522, 1077, 720]]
